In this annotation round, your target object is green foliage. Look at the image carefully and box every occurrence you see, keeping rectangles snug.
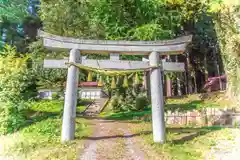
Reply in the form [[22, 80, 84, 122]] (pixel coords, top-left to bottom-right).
[[22, 118, 61, 137], [51, 92, 60, 100], [1, 117, 91, 159], [213, 4, 240, 103], [0, 1, 41, 51], [233, 120, 239, 128], [0, 0, 28, 23], [31, 100, 63, 113], [0, 45, 36, 135], [0, 100, 92, 159], [109, 96, 120, 111], [28, 41, 86, 89], [129, 122, 233, 160], [108, 87, 149, 112], [102, 91, 229, 120], [99, 109, 151, 120], [135, 96, 149, 111], [40, 0, 182, 40]]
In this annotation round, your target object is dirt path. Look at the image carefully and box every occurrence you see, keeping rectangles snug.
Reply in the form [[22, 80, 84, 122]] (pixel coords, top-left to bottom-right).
[[79, 119, 148, 160]]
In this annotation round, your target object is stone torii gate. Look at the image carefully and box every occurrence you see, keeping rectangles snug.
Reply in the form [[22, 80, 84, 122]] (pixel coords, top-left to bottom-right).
[[39, 31, 192, 144]]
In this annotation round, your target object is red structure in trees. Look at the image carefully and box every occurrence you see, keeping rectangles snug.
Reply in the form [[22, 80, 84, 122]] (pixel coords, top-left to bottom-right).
[[204, 75, 227, 92]]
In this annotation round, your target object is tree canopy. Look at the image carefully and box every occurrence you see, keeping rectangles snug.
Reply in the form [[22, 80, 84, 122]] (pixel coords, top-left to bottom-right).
[[0, 0, 28, 23], [40, 0, 185, 40], [1, 0, 240, 101]]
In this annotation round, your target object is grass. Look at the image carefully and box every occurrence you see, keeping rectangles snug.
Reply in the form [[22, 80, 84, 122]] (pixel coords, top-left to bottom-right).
[[128, 122, 234, 160], [166, 91, 232, 111], [0, 91, 234, 159], [30, 99, 88, 114], [0, 100, 92, 160], [99, 109, 151, 120]]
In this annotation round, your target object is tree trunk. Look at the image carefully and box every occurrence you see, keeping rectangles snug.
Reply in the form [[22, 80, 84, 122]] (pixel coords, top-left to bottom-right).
[[214, 48, 223, 90], [176, 55, 182, 96], [165, 56, 172, 97], [185, 52, 193, 94], [166, 75, 172, 97], [146, 71, 151, 101], [193, 72, 198, 93], [204, 53, 209, 83]]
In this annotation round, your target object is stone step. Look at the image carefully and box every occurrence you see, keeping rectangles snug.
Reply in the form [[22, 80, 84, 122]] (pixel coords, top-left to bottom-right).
[[82, 98, 109, 116]]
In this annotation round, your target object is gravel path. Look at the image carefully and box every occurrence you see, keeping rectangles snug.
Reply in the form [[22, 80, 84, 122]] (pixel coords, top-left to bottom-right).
[[119, 127, 146, 160], [206, 128, 240, 160], [79, 119, 147, 160], [80, 120, 240, 160]]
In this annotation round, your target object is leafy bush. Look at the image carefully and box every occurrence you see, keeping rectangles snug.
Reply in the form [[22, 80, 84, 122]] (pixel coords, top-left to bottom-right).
[[31, 100, 64, 113], [1, 117, 91, 159], [214, 3, 240, 103], [51, 92, 60, 100], [77, 99, 93, 106], [135, 96, 149, 111], [109, 88, 149, 112], [0, 46, 36, 135], [0, 102, 27, 134], [109, 96, 121, 112]]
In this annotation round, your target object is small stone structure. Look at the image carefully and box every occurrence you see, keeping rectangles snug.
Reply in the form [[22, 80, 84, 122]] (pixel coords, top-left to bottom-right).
[[79, 82, 103, 99], [165, 108, 240, 127], [38, 82, 104, 100], [38, 89, 60, 99]]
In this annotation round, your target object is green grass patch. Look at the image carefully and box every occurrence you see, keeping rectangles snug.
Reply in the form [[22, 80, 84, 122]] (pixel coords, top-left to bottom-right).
[[30, 100, 63, 113], [77, 105, 87, 113], [0, 100, 92, 160], [30, 100, 88, 114], [129, 122, 234, 160], [99, 109, 151, 120], [166, 91, 231, 111]]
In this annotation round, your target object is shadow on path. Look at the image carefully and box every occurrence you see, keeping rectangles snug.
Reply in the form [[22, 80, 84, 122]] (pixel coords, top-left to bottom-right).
[[83, 131, 152, 141], [167, 126, 223, 144]]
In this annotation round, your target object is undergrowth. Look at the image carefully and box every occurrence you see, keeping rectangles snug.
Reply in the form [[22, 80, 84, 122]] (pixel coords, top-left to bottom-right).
[[129, 122, 235, 160], [0, 100, 92, 160], [100, 91, 233, 120]]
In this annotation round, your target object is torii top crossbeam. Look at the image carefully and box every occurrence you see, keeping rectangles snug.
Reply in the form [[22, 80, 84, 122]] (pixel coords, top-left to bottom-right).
[[38, 30, 192, 55]]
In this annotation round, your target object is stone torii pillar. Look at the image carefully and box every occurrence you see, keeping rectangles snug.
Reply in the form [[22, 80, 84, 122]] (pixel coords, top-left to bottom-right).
[[61, 49, 81, 142], [149, 52, 165, 143]]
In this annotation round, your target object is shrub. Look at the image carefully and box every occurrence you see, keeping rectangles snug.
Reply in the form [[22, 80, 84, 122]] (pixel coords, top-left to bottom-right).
[[0, 46, 36, 135], [135, 96, 149, 111], [31, 100, 64, 113], [109, 96, 121, 112], [109, 93, 149, 112], [77, 99, 93, 106], [0, 102, 27, 134], [51, 92, 60, 100], [233, 120, 239, 128]]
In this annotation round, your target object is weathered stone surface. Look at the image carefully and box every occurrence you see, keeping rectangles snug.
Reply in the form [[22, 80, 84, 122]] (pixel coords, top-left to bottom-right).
[[164, 108, 240, 126], [39, 30, 192, 55]]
